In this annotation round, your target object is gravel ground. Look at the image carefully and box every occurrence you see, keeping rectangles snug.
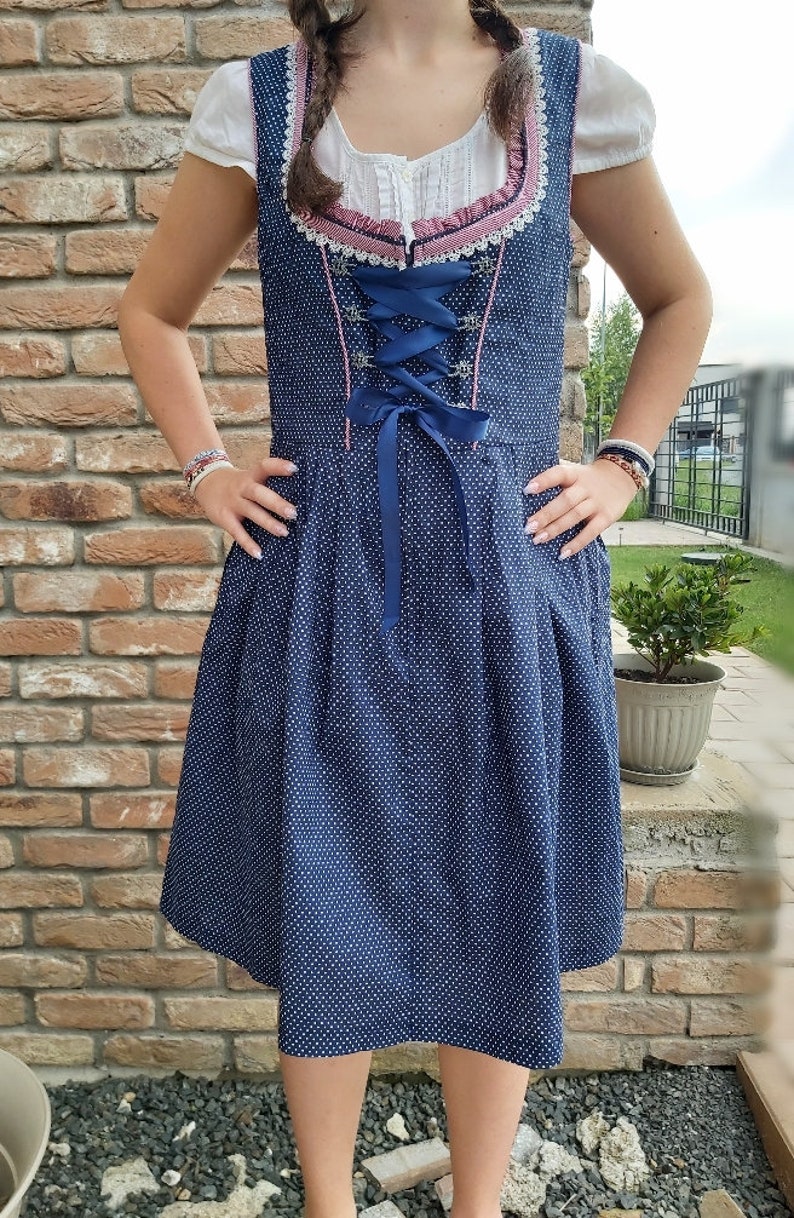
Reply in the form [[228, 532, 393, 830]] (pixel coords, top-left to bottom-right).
[[19, 1060, 791, 1218]]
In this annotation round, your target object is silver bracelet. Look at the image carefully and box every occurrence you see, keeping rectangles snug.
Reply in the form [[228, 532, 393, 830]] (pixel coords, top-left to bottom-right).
[[596, 437, 656, 475], [188, 460, 234, 494]]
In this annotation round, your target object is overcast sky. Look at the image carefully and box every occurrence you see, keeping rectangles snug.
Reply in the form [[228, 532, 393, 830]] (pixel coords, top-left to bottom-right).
[[585, 0, 794, 369]]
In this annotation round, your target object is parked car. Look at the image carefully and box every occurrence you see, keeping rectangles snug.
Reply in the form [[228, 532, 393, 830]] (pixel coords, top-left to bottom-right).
[[678, 444, 730, 461]]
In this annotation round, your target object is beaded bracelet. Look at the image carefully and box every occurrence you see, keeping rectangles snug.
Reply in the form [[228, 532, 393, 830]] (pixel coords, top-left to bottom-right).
[[596, 437, 655, 477], [188, 460, 234, 494], [594, 452, 648, 493], [183, 447, 230, 488]]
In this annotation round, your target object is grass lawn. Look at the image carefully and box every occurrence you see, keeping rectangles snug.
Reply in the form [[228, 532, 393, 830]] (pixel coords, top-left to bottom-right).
[[604, 541, 794, 679]]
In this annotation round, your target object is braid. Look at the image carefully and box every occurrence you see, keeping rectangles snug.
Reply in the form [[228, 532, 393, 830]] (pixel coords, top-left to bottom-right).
[[468, 0, 535, 142], [285, 1, 362, 215], [285, 0, 533, 217]]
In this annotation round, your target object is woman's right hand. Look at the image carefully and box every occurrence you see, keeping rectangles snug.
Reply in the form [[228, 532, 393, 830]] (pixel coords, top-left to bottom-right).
[[191, 457, 299, 560]]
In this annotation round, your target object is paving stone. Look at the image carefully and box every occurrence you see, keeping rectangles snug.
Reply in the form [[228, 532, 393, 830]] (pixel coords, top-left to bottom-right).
[[360, 1137, 450, 1192]]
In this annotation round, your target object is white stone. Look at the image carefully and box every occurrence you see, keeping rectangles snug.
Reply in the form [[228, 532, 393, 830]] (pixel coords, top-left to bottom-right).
[[499, 1157, 547, 1218], [510, 1123, 543, 1165], [100, 1156, 160, 1211], [536, 1140, 583, 1179], [47, 1141, 71, 1158], [598, 1118, 650, 1192], [162, 1169, 183, 1186], [174, 1120, 197, 1142], [385, 1113, 410, 1141], [360, 1202, 404, 1218], [158, 1153, 281, 1218], [576, 1110, 611, 1155], [360, 1137, 450, 1192]]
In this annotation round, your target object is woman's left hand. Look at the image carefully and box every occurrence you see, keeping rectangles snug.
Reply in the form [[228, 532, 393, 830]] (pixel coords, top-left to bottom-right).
[[523, 458, 639, 559]]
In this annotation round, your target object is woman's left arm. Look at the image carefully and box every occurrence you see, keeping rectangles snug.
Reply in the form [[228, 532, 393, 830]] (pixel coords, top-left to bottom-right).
[[524, 154, 713, 558]]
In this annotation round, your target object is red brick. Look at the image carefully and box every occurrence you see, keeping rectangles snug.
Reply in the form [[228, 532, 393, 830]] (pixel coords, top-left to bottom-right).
[[157, 747, 183, 786], [19, 661, 148, 700], [0, 72, 122, 119], [0, 706, 82, 743], [0, 433, 69, 473], [36, 991, 154, 1029], [96, 952, 217, 988], [653, 868, 780, 913], [0, 836, 14, 868], [564, 996, 686, 1035], [89, 616, 209, 656], [66, 228, 150, 275], [0, 952, 86, 987], [622, 913, 689, 953], [33, 912, 155, 949], [90, 792, 174, 830], [2, 384, 134, 429], [0, 793, 83, 827], [689, 997, 770, 1037], [559, 959, 619, 991], [651, 955, 774, 996], [0, 914, 23, 947], [91, 703, 190, 742], [0, 618, 82, 656], [23, 746, 150, 788], [103, 1033, 224, 1071], [0, 233, 57, 278], [131, 67, 212, 115], [0, 665, 10, 697], [0, 526, 74, 566], [75, 431, 179, 472], [0, 478, 131, 522], [0, 337, 66, 379], [226, 961, 275, 991], [0, 284, 124, 329], [22, 831, 148, 869], [646, 1036, 761, 1067], [134, 173, 173, 220], [193, 285, 263, 327], [692, 914, 776, 952], [14, 571, 144, 612], [213, 332, 267, 375], [156, 832, 170, 866], [90, 871, 164, 907], [60, 122, 185, 171], [84, 525, 218, 565], [0, 127, 50, 172], [559, 1034, 643, 1073], [627, 870, 649, 910], [0, 19, 37, 65], [0, 994, 25, 1024], [153, 570, 220, 611], [139, 480, 204, 519], [153, 661, 198, 699], [164, 995, 279, 1031], [0, 1032, 94, 1068], [0, 752, 14, 786], [46, 16, 185, 65], [194, 15, 294, 59]]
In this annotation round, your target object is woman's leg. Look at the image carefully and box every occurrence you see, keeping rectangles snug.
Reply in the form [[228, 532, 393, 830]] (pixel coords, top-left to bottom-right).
[[437, 1044, 530, 1218], [280, 1048, 373, 1218]]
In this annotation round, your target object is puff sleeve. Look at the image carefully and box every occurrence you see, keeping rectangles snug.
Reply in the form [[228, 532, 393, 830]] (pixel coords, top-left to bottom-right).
[[182, 59, 257, 182], [572, 42, 656, 174]]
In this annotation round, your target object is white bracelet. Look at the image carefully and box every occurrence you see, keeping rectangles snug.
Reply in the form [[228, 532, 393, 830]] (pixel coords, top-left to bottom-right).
[[596, 437, 656, 474], [188, 460, 234, 494]]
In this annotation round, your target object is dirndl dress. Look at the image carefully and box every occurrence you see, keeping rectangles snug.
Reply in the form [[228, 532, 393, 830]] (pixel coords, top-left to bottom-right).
[[158, 25, 625, 1070]]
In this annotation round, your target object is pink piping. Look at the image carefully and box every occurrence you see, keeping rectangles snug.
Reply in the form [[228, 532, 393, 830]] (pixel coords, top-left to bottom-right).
[[470, 238, 506, 449], [320, 245, 353, 450]]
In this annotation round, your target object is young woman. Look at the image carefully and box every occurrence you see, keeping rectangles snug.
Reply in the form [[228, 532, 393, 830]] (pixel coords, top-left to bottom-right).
[[118, 3, 712, 1218]]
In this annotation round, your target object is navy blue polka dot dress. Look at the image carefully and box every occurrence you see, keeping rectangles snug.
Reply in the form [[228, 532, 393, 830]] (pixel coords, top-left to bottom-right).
[[159, 26, 625, 1069]]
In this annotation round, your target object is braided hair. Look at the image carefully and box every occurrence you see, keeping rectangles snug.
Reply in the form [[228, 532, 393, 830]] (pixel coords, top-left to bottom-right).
[[285, 0, 535, 216]]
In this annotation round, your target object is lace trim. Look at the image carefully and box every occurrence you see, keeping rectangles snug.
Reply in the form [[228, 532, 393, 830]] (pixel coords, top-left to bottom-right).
[[281, 28, 549, 268]]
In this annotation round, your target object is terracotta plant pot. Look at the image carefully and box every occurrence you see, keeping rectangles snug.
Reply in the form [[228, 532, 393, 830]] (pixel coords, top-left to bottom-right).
[[0, 1047, 51, 1218], [612, 651, 727, 786]]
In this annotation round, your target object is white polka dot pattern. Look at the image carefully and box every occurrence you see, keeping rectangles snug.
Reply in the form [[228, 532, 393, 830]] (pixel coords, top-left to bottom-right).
[[158, 28, 625, 1070]]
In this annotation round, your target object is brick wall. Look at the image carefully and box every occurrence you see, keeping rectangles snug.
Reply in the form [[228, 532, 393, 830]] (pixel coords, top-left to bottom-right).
[[4, 0, 779, 1080]]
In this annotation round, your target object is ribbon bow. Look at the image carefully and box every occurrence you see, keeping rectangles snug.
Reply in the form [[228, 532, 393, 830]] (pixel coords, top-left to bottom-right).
[[345, 261, 491, 636]]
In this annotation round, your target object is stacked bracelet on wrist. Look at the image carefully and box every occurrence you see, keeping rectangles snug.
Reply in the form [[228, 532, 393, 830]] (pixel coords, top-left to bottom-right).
[[183, 448, 234, 494], [594, 437, 655, 493]]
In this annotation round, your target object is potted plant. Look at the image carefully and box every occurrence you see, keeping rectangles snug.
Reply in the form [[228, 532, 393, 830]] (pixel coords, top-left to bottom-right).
[[610, 551, 770, 786]]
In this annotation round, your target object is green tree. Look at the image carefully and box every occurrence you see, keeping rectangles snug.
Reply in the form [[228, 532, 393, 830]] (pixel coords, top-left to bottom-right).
[[582, 292, 641, 448]]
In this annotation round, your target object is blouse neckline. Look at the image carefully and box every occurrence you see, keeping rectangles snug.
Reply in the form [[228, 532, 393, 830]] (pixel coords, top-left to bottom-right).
[[326, 105, 490, 166], [282, 29, 551, 268]]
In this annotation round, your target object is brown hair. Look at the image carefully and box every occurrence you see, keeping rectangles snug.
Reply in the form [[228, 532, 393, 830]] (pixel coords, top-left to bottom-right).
[[285, 0, 534, 216]]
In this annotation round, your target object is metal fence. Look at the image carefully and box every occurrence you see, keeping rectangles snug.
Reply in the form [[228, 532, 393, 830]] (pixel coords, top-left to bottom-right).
[[647, 374, 752, 539]]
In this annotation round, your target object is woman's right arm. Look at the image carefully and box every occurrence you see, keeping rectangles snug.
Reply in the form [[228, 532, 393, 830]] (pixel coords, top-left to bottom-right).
[[117, 150, 299, 560]]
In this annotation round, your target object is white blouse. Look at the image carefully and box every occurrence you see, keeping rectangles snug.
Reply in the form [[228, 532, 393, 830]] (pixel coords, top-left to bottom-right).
[[183, 41, 655, 244]]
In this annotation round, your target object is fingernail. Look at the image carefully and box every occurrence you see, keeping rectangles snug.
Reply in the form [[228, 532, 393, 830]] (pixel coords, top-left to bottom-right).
[[559, 548, 571, 560], [525, 520, 538, 533], [526, 480, 539, 492], [286, 462, 298, 473], [533, 531, 548, 543], [285, 506, 298, 519], [254, 549, 263, 560]]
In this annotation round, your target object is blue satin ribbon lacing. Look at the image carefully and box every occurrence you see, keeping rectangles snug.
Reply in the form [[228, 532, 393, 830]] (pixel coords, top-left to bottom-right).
[[344, 261, 491, 636]]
